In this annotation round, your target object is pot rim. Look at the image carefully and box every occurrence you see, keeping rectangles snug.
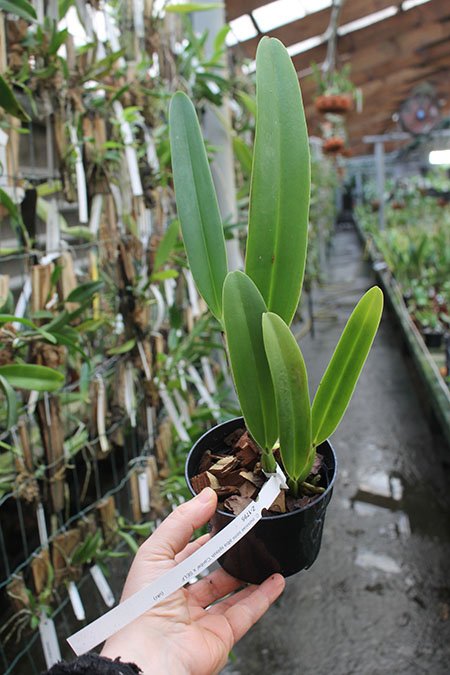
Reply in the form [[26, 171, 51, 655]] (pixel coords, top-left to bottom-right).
[[185, 417, 338, 522]]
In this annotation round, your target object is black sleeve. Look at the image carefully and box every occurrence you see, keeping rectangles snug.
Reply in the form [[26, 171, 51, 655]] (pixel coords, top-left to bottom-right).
[[41, 653, 142, 674]]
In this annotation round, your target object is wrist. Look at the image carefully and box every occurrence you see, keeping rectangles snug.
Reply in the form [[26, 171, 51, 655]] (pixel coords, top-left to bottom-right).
[[101, 639, 189, 675]]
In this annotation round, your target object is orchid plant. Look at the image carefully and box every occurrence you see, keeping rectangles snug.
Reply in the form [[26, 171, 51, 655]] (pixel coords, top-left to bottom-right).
[[169, 37, 383, 496]]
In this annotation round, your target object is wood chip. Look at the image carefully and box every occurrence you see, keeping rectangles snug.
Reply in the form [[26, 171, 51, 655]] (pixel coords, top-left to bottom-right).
[[224, 428, 246, 446], [236, 445, 259, 469], [269, 490, 286, 514], [215, 486, 240, 498], [209, 456, 240, 477], [239, 470, 264, 487], [219, 469, 245, 487], [198, 450, 213, 473], [191, 471, 219, 493], [238, 480, 258, 500], [236, 431, 259, 453], [223, 495, 252, 515]]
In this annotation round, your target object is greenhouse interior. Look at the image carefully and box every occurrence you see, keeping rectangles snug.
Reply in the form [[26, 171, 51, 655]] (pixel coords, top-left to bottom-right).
[[0, 0, 449, 673]]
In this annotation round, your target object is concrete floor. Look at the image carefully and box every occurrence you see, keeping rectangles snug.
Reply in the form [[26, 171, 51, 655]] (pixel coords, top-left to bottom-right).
[[222, 227, 450, 675]]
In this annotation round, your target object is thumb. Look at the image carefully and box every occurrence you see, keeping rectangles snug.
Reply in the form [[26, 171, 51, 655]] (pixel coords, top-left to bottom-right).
[[140, 487, 217, 561]]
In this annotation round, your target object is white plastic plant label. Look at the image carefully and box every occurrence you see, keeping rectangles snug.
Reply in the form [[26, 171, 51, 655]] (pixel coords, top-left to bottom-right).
[[39, 612, 61, 668], [67, 466, 287, 655], [68, 581, 86, 621], [187, 365, 220, 420], [90, 564, 115, 608], [69, 125, 88, 224], [36, 502, 49, 547], [137, 471, 150, 514]]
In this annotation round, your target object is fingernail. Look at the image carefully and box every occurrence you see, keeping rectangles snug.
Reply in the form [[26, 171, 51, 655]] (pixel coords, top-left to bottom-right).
[[271, 574, 285, 589], [198, 487, 214, 503]]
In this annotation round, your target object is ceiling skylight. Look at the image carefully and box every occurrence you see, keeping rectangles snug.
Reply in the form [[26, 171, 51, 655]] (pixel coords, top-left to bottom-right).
[[338, 6, 398, 36], [402, 0, 431, 10], [302, 0, 332, 13], [252, 0, 331, 34], [287, 35, 325, 58], [253, 0, 305, 33], [226, 14, 258, 46]]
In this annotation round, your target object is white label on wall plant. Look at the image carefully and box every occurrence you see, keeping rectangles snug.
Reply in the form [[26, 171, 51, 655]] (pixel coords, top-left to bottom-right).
[[124, 364, 137, 428], [69, 125, 88, 224], [90, 565, 115, 608], [201, 356, 217, 394], [39, 613, 61, 668], [158, 384, 190, 442], [0, 129, 8, 187], [187, 365, 220, 420], [67, 466, 287, 655], [150, 286, 166, 333], [45, 199, 61, 254], [89, 194, 103, 237], [138, 472, 151, 513], [96, 375, 109, 453], [112, 101, 143, 197], [36, 502, 49, 547], [137, 340, 151, 381], [68, 581, 86, 621], [173, 389, 192, 428], [183, 269, 201, 318]]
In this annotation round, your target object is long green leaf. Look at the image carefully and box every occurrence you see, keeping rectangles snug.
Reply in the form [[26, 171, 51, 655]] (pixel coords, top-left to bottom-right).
[[222, 271, 277, 451], [169, 91, 228, 320], [262, 312, 312, 483], [0, 314, 35, 328], [0, 0, 36, 22], [153, 218, 180, 271], [0, 364, 64, 391], [166, 2, 223, 13], [232, 137, 252, 178], [311, 286, 384, 446], [0, 374, 18, 430], [65, 281, 104, 304], [0, 75, 30, 121], [245, 37, 310, 325]]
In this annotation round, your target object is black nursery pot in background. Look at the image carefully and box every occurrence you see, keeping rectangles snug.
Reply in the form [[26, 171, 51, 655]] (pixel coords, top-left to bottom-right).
[[185, 417, 337, 585]]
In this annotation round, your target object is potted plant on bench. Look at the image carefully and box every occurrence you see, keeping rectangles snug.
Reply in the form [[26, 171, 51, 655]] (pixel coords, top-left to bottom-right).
[[169, 37, 383, 583]]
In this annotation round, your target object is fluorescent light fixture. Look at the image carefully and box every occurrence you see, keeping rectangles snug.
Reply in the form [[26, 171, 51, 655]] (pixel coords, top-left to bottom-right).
[[287, 34, 325, 58], [228, 14, 258, 44], [302, 0, 332, 13], [338, 6, 398, 36], [252, 0, 305, 33], [402, 0, 430, 10], [429, 150, 450, 165]]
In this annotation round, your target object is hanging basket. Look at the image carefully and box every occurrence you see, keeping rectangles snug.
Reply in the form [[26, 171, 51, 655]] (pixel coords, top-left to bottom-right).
[[315, 94, 353, 114], [323, 136, 345, 154]]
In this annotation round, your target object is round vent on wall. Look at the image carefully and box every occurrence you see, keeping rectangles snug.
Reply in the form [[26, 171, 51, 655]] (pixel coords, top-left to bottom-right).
[[399, 88, 441, 135]]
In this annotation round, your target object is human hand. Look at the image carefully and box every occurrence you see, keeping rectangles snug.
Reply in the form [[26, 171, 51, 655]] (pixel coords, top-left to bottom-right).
[[101, 487, 285, 675]]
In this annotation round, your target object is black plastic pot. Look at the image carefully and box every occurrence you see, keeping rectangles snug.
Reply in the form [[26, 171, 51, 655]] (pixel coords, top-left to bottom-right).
[[185, 417, 337, 584], [422, 329, 443, 349]]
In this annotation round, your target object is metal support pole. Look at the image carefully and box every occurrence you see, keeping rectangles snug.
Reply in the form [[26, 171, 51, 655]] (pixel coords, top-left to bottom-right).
[[191, 5, 243, 270], [374, 141, 385, 230], [354, 170, 363, 205]]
